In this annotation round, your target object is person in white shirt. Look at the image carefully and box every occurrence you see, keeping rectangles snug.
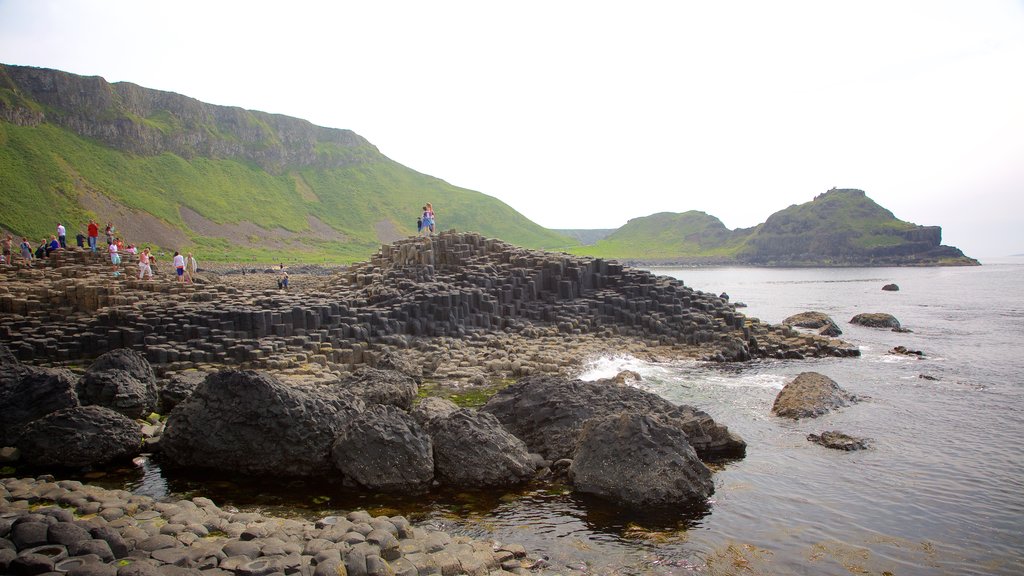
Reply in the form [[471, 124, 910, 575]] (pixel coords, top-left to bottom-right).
[[108, 242, 120, 274], [173, 251, 186, 283], [138, 248, 153, 280], [57, 223, 66, 249]]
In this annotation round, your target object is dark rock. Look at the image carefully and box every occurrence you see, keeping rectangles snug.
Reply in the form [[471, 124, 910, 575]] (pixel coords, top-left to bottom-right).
[[157, 371, 208, 413], [881, 283, 900, 291], [372, 350, 424, 382], [0, 366, 80, 446], [890, 346, 924, 357], [808, 430, 870, 451], [67, 539, 115, 562], [570, 413, 714, 507], [849, 312, 901, 330], [480, 375, 745, 461], [89, 526, 130, 559], [15, 406, 141, 468], [65, 558, 117, 576], [783, 311, 842, 336], [427, 409, 534, 488], [78, 349, 158, 419], [919, 374, 939, 381], [330, 405, 434, 493], [332, 367, 418, 411], [8, 553, 54, 575], [771, 372, 857, 419], [47, 522, 91, 546], [161, 370, 364, 476]]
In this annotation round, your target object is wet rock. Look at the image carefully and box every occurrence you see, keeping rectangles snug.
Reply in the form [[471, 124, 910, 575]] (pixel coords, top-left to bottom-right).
[[783, 311, 842, 336], [331, 404, 434, 493], [882, 283, 900, 291], [0, 365, 80, 446], [571, 413, 714, 507], [427, 409, 534, 488], [15, 406, 141, 468], [78, 349, 158, 419], [771, 372, 857, 419], [808, 430, 870, 451], [161, 370, 364, 476], [850, 312, 901, 330], [481, 375, 745, 461], [890, 346, 924, 357]]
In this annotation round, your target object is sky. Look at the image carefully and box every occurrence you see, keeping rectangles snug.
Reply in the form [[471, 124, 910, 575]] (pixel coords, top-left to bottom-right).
[[1, 0, 1022, 257]]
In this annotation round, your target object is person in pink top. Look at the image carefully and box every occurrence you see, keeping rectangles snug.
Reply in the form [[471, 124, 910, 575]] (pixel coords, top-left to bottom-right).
[[138, 248, 153, 280]]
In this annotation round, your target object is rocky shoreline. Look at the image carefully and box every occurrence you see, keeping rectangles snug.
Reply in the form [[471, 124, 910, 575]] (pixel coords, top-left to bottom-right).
[[0, 476, 543, 576]]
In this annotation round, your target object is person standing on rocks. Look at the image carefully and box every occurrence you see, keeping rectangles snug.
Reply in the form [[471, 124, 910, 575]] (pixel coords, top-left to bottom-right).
[[184, 252, 198, 283], [2, 234, 12, 264], [173, 251, 186, 283], [421, 205, 433, 237], [19, 237, 32, 266], [426, 202, 436, 234], [138, 247, 154, 280], [109, 241, 121, 275], [87, 219, 99, 252], [104, 222, 114, 246], [57, 222, 66, 248]]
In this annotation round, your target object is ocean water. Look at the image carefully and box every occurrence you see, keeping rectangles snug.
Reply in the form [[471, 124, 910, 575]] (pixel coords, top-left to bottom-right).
[[96, 260, 1024, 575], [430, 259, 1024, 575]]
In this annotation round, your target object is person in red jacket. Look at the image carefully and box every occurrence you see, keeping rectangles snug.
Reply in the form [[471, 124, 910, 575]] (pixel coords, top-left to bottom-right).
[[87, 219, 99, 252]]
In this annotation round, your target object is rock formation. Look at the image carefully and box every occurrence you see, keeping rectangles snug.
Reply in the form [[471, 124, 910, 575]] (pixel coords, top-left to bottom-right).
[[771, 372, 858, 419]]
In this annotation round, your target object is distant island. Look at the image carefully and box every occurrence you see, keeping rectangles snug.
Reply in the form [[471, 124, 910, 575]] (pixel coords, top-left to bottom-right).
[[568, 188, 978, 266], [1, 63, 976, 267]]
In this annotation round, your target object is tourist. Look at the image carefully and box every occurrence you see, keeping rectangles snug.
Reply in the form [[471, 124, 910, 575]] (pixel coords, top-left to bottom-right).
[[75, 231, 86, 248], [104, 222, 114, 246], [2, 234, 12, 264], [417, 215, 423, 235], [426, 202, 436, 234], [34, 239, 46, 259], [173, 251, 186, 283], [420, 205, 432, 237], [184, 252, 198, 284], [138, 248, 154, 280], [57, 223, 66, 248], [44, 236, 60, 257], [87, 219, 99, 252], [278, 269, 289, 290], [19, 237, 33, 267], [109, 241, 121, 274]]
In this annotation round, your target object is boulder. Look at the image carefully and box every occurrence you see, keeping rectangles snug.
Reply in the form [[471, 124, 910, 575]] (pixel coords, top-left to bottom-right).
[[77, 349, 158, 419], [332, 367, 418, 411], [331, 405, 434, 493], [0, 365, 80, 446], [15, 406, 141, 468], [881, 283, 900, 291], [570, 413, 714, 507], [411, 397, 459, 429], [807, 430, 870, 451], [771, 372, 857, 419], [849, 312, 901, 330], [783, 311, 842, 336], [372, 350, 424, 382], [161, 370, 364, 476], [157, 371, 208, 413], [480, 375, 745, 461], [427, 408, 534, 488]]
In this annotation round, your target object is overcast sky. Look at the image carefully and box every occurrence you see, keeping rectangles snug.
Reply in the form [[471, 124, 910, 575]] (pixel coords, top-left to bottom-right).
[[2, 0, 1022, 257]]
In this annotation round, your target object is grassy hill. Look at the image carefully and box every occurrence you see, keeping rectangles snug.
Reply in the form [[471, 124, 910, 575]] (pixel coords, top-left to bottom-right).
[[0, 63, 570, 263], [570, 189, 977, 266]]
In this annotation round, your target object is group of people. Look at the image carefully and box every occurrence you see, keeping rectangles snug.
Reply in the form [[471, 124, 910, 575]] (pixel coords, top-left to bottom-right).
[[416, 202, 436, 236], [1, 220, 199, 284]]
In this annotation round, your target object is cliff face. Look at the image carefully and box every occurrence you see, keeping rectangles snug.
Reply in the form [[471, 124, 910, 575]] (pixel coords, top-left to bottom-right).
[[0, 64, 375, 173]]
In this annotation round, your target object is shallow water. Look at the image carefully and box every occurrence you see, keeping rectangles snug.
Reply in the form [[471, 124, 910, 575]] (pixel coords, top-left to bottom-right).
[[74, 259, 1024, 575]]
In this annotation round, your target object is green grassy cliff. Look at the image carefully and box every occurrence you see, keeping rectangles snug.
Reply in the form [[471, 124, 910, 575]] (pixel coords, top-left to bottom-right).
[[0, 63, 570, 263], [571, 189, 978, 266]]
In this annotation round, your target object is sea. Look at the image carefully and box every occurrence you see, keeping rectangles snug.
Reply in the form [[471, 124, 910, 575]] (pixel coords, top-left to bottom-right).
[[104, 259, 1024, 575]]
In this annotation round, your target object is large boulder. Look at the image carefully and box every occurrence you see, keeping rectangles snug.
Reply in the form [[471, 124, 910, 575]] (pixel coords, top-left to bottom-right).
[[783, 311, 842, 336], [161, 370, 365, 476], [771, 372, 858, 419], [331, 405, 434, 493], [157, 370, 209, 413], [480, 375, 745, 461], [570, 413, 714, 507], [427, 408, 534, 488], [332, 367, 418, 411], [0, 365, 80, 446], [850, 312, 901, 330], [372, 350, 424, 382], [411, 397, 459, 430], [16, 405, 141, 468], [77, 349, 158, 419]]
